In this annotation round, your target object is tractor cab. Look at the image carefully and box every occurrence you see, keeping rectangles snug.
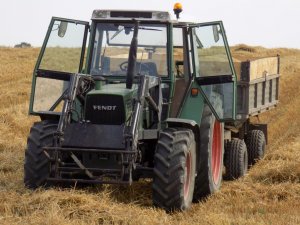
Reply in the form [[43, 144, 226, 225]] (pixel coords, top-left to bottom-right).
[[25, 7, 238, 211], [29, 10, 236, 123]]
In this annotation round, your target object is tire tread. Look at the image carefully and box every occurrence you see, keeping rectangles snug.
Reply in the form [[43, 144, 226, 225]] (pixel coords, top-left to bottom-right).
[[153, 128, 196, 211], [24, 121, 57, 189]]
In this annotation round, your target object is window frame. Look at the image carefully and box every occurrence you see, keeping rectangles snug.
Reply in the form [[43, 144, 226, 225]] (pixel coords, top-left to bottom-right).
[[190, 21, 237, 122], [29, 17, 90, 115]]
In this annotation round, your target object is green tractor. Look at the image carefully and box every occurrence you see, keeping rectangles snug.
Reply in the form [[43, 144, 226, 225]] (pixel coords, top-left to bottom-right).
[[24, 8, 271, 211]]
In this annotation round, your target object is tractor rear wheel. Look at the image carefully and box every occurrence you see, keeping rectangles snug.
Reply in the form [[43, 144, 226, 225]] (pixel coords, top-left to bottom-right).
[[24, 120, 57, 189], [246, 130, 266, 166], [193, 105, 224, 201], [153, 128, 196, 211], [224, 139, 248, 180]]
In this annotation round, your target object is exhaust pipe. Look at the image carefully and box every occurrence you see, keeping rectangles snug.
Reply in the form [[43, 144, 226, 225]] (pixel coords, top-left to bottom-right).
[[126, 21, 139, 89]]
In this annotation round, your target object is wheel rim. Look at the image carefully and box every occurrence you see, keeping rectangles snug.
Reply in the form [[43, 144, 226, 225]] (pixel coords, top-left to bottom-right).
[[184, 151, 192, 201], [211, 121, 222, 184]]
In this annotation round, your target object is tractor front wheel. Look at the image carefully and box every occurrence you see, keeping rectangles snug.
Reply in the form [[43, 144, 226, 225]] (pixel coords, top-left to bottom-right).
[[24, 120, 57, 189], [152, 128, 196, 211]]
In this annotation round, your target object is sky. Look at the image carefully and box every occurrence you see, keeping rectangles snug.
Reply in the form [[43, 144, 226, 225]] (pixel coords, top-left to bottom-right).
[[0, 0, 299, 48]]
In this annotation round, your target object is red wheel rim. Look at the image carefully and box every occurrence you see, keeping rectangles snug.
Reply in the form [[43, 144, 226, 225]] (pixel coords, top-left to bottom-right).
[[184, 151, 191, 201], [211, 121, 222, 184]]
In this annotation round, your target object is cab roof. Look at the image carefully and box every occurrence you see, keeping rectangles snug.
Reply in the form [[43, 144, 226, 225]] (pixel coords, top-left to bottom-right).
[[92, 10, 172, 22]]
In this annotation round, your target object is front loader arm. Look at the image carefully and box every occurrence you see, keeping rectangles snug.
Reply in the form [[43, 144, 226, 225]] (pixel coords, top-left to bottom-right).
[[56, 73, 94, 137], [123, 75, 162, 181]]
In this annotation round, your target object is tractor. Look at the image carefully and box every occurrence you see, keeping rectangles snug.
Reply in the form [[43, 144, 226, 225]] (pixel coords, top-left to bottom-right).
[[24, 5, 276, 211]]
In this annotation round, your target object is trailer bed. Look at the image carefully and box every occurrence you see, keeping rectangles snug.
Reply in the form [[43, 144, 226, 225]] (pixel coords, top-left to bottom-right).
[[235, 56, 280, 122]]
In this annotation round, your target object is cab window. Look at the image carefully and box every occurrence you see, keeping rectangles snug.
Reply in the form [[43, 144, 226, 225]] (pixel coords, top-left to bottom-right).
[[90, 23, 168, 77]]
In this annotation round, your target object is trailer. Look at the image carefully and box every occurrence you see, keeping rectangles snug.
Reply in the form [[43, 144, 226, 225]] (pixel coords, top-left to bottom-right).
[[236, 56, 280, 120], [223, 56, 280, 178]]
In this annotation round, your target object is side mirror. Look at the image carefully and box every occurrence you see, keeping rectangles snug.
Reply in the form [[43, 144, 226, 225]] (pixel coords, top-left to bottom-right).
[[212, 25, 220, 43], [58, 21, 68, 38]]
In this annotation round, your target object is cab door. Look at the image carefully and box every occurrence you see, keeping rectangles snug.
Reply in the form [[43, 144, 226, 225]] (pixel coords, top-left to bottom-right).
[[29, 17, 89, 115], [191, 21, 236, 121]]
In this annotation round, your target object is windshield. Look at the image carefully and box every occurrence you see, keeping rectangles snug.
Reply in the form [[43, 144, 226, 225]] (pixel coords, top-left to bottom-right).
[[90, 23, 168, 77]]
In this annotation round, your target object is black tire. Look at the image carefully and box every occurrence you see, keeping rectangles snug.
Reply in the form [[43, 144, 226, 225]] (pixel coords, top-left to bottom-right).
[[246, 130, 266, 166], [224, 139, 248, 180], [24, 120, 57, 189], [152, 128, 196, 211], [193, 105, 224, 201]]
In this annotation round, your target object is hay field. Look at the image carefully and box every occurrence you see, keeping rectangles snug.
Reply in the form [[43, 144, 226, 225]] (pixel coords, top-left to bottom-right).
[[0, 45, 299, 225]]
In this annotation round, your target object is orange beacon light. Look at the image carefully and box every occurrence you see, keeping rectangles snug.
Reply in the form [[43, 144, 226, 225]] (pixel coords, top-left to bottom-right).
[[173, 3, 183, 19]]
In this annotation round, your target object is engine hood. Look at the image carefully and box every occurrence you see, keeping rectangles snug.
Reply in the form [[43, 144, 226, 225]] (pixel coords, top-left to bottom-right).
[[84, 83, 137, 125]]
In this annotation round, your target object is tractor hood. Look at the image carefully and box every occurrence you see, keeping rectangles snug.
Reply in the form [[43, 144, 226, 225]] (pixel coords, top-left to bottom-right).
[[84, 83, 137, 125]]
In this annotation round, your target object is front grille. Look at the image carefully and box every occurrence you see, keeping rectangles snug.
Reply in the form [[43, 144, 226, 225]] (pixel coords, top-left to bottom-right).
[[85, 94, 125, 125]]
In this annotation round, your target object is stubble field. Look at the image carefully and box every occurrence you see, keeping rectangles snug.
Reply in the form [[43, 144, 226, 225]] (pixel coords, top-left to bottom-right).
[[0, 45, 299, 224]]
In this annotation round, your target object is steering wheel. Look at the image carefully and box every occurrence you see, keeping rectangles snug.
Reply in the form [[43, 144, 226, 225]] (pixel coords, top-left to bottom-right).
[[119, 61, 150, 74], [119, 61, 129, 71]]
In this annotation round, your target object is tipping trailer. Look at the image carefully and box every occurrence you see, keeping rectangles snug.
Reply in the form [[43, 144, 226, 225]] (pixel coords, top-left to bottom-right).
[[24, 6, 279, 211], [224, 56, 280, 174], [235, 56, 280, 121]]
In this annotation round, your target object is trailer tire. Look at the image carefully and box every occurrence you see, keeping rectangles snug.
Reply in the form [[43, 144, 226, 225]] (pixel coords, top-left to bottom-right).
[[246, 130, 266, 166], [224, 139, 248, 180], [24, 120, 57, 189], [153, 128, 196, 211], [193, 105, 224, 201]]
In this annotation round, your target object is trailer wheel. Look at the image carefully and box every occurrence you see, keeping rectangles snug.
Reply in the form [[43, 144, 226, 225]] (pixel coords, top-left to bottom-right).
[[224, 139, 248, 180], [246, 130, 266, 166], [193, 105, 224, 201], [24, 120, 57, 189], [153, 128, 196, 211]]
